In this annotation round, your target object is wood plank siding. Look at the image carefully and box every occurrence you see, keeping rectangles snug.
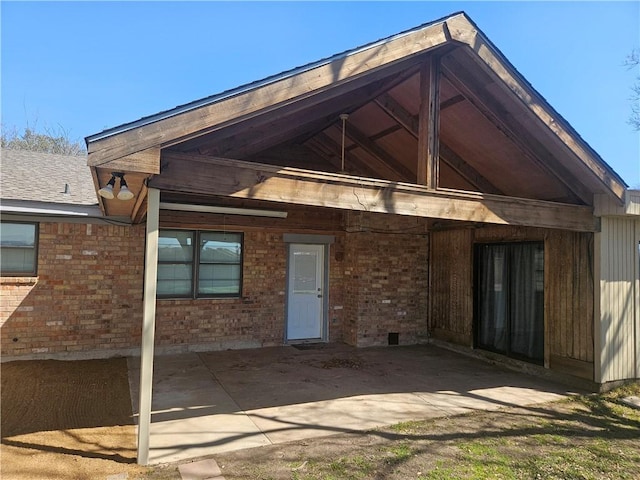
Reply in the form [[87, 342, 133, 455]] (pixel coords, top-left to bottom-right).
[[430, 228, 473, 345], [430, 225, 595, 379], [595, 217, 640, 383]]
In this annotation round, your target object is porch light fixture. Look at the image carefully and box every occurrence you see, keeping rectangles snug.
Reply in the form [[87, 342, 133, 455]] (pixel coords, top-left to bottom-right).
[[159, 202, 288, 218], [98, 172, 135, 201]]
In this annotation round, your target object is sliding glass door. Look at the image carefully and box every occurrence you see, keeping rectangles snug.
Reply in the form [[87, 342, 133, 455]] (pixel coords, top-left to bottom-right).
[[475, 242, 544, 364]]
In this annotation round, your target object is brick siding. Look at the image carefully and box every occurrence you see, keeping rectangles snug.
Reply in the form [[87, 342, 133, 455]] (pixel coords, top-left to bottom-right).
[[1, 213, 431, 359], [1, 222, 145, 357]]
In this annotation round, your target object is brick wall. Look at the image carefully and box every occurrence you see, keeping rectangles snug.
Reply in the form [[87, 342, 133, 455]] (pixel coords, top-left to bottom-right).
[[2, 213, 431, 358], [1, 222, 145, 357], [342, 212, 430, 347], [155, 230, 289, 350]]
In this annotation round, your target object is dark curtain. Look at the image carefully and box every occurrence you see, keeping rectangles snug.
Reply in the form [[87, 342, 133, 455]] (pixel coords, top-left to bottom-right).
[[478, 244, 508, 352], [477, 243, 544, 363]]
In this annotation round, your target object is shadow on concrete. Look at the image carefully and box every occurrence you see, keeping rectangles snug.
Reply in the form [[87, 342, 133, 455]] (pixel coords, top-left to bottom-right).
[[126, 344, 586, 463]]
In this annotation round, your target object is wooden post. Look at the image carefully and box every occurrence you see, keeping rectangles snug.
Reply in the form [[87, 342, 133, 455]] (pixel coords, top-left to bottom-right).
[[417, 56, 441, 187], [427, 55, 441, 188], [137, 187, 160, 465]]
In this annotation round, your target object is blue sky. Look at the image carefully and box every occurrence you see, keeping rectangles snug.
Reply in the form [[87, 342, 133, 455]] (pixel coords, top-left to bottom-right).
[[2, 1, 639, 186]]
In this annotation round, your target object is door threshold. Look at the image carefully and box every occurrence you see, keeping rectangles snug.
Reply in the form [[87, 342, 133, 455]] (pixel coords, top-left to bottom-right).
[[289, 341, 328, 350]]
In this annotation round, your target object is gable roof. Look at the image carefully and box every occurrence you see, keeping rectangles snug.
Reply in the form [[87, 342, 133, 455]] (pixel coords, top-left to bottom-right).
[[1, 149, 96, 205], [85, 11, 628, 221]]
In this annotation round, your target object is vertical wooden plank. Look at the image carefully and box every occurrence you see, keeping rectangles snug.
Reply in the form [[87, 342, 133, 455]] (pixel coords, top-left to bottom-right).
[[417, 62, 429, 185], [417, 56, 441, 187], [429, 228, 473, 344], [137, 187, 160, 466], [573, 232, 582, 360], [584, 233, 595, 363], [427, 55, 441, 189]]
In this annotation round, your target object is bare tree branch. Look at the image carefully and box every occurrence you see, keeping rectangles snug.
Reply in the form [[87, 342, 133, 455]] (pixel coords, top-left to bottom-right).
[[624, 49, 640, 131], [1, 122, 86, 156]]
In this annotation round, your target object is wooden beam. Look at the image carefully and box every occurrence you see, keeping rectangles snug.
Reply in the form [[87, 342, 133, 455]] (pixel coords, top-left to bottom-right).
[[417, 63, 430, 185], [417, 58, 441, 187], [90, 167, 107, 216], [439, 144, 503, 195], [445, 13, 626, 202], [149, 153, 598, 232], [88, 147, 160, 173], [440, 94, 466, 111], [441, 56, 591, 205], [426, 55, 441, 189], [375, 89, 501, 194], [374, 93, 419, 133], [87, 23, 449, 165], [191, 80, 393, 155], [131, 181, 149, 223], [195, 70, 418, 158], [344, 124, 415, 181]]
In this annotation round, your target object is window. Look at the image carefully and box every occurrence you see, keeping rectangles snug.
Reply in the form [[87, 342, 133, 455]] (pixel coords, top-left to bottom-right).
[[474, 242, 544, 364], [157, 229, 242, 298], [0, 222, 38, 276]]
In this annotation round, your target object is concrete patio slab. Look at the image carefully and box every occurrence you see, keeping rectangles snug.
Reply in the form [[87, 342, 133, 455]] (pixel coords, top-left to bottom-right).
[[127, 354, 271, 464], [127, 344, 580, 465]]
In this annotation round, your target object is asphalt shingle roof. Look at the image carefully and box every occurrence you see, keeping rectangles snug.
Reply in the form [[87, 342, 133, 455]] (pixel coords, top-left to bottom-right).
[[0, 149, 97, 205]]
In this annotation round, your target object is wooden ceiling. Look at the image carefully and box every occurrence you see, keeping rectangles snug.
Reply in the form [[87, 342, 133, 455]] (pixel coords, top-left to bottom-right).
[[167, 45, 606, 206], [87, 13, 626, 225]]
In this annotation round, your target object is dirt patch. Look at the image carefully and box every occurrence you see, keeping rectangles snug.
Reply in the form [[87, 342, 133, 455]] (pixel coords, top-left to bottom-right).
[[1, 357, 149, 480]]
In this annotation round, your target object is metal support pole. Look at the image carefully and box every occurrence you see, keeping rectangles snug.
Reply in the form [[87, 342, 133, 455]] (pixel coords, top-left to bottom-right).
[[137, 187, 160, 465]]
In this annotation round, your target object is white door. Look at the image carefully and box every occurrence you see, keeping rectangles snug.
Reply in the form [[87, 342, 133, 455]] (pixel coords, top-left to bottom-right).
[[287, 244, 325, 341]]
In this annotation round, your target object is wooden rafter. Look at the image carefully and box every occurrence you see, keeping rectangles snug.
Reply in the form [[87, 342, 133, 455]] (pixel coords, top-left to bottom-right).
[[131, 182, 149, 223], [374, 93, 419, 132], [87, 23, 449, 165], [441, 52, 592, 204], [190, 72, 415, 157], [149, 152, 598, 232], [439, 94, 465, 110], [375, 86, 501, 194], [446, 13, 625, 202], [304, 132, 380, 177], [343, 124, 415, 181], [438, 144, 503, 194]]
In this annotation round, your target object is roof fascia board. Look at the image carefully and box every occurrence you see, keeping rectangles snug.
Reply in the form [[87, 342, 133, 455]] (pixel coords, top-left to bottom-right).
[[86, 20, 451, 166], [445, 13, 627, 201], [0, 199, 102, 217]]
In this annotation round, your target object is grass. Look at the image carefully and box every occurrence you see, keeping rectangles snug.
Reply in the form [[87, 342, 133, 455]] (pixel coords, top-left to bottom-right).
[[413, 385, 640, 480], [209, 382, 640, 480]]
